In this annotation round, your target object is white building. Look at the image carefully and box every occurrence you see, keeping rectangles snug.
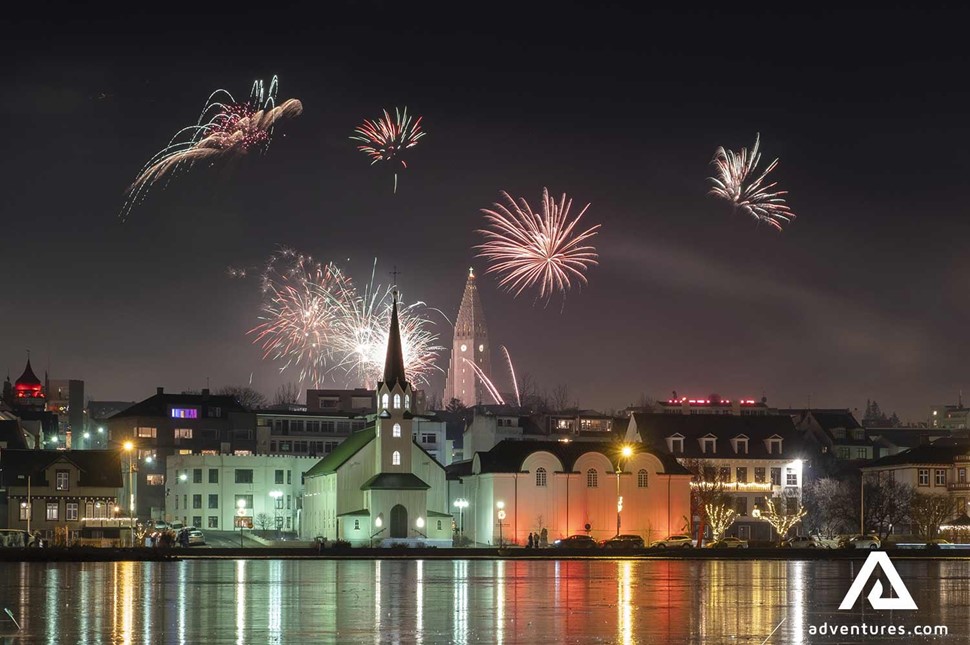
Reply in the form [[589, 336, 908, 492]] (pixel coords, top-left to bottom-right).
[[165, 453, 316, 532]]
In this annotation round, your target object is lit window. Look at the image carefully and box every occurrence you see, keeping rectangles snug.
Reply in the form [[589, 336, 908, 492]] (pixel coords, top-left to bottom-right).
[[66, 503, 78, 521], [392, 451, 401, 466], [170, 408, 199, 419], [394, 394, 401, 409], [404, 395, 410, 409], [136, 427, 157, 438], [638, 469, 648, 488], [174, 428, 193, 439], [786, 468, 797, 486], [46, 503, 59, 521], [936, 469, 947, 486], [587, 469, 598, 488], [536, 467, 547, 487], [382, 394, 389, 409], [393, 424, 402, 438], [56, 471, 69, 491], [146, 474, 165, 486]]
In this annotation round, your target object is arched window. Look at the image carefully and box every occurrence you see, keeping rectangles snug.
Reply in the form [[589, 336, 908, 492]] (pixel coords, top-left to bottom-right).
[[404, 395, 410, 409], [437, 520, 442, 530], [381, 393, 389, 409], [354, 519, 360, 530], [393, 423, 402, 438], [638, 469, 648, 488], [392, 451, 401, 466], [394, 394, 401, 409], [587, 468, 598, 488], [535, 467, 547, 487]]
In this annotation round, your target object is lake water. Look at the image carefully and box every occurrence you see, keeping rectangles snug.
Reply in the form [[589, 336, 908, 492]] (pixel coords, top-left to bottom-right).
[[0, 558, 967, 643]]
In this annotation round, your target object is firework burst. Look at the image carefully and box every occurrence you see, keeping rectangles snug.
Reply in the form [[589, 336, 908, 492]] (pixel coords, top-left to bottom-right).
[[350, 107, 425, 193], [501, 345, 521, 408], [121, 75, 303, 221], [709, 133, 796, 231], [475, 188, 601, 305]]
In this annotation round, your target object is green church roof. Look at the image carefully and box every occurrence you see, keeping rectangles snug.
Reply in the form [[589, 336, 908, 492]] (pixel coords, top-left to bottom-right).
[[360, 472, 430, 490], [304, 426, 376, 477]]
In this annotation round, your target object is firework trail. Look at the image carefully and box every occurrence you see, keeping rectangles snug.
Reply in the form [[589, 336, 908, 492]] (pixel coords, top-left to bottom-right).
[[475, 188, 601, 305], [501, 345, 521, 407], [708, 133, 796, 231], [350, 107, 425, 193], [462, 358, 505, 405], [244, 250, 443, 387], [121, 76, 303, 221]]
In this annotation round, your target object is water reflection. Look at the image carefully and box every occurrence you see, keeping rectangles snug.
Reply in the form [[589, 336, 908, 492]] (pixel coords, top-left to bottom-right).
[[0, 558, 968, 643]]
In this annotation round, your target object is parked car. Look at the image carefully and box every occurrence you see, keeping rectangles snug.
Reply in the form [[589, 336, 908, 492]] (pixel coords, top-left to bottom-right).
[[782, 536, 821, 549], [552, 535, 599, 549], [708, 536, 748, 549], [187, 529, 205, 546], [170, 522, 185, 532], [601, 534, 645, 549], [841, 534, 881, 550], [649, 534, 694, 549]]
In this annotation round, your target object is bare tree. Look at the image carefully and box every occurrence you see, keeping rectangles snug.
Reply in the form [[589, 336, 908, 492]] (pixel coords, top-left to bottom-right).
[[705, 502, 737, 543], [518, 373, 549, 414], [864, 476, 913, 540], [762, 493, 807, 543], [551, 384, 570, 412], [255, 513, 273, 533], [273, 383, 302, 406], [910, 492, 959, 540], [218, 385, 267, 411], [803, 477, 857, 538], [445, 397, 467, 414], [680, 458, 730, 545]]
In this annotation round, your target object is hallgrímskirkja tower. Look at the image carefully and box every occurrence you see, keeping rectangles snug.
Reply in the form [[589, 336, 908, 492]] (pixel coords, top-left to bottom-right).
[[443, 268, 491, 407]]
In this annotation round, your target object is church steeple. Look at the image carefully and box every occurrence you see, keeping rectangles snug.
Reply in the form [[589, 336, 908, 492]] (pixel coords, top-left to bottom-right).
[[444, 267, 492, 406], [382, 292, 408, 390]]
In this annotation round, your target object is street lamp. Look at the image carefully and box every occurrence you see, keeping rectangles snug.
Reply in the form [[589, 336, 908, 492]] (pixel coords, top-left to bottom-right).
[[453, 498, 469, 545], [617, 445, 633, 537], [123, 441, 135, 546], [237, 499, 247, 547], [496, 501, 506, 548], [270, 491, 283, 539], [415, 516, 427, 539]]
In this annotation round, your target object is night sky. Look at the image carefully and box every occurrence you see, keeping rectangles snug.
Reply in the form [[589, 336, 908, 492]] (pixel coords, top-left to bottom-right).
[[4, 4, 969, 421]]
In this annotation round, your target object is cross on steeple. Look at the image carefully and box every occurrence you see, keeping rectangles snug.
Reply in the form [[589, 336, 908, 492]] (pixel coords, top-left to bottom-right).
[[389, 265, 402, 287]]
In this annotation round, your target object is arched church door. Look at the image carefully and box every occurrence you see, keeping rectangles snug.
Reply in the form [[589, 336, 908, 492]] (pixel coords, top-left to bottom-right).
[[390, 504, 408, 538]]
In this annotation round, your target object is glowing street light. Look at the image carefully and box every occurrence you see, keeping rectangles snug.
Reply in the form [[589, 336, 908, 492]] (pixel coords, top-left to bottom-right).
[[453, 498, 469, 545], [123, 441, 135, 546], [270, 491, 284, 539], [616, 444, 634, 537], [496, 501, 506, 548]]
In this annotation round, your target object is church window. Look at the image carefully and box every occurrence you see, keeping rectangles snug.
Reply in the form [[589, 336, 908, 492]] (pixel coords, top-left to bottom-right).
[[437, 520, 442, 530], [587, 469, 598, 488], [393, 423, 402, 437], [382, 394, 389, 409], [354, 520, 360, 530], [535, 467, 547, 487], [638, 469, 648, 488], [394, 394, 401, 409], [404, 395, 410, 409], [392, 451, 401, 466]]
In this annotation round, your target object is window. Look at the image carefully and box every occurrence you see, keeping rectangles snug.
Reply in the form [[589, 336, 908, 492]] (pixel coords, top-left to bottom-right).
[[703, 466, 716, 481], [587, 469, 598, 488], [393, 394, 401, 409], [719, 467, 731, 483], [736, 467, 748, 483], [701, 437, 716, 454], [856, 448, 867, 459], [382, 394, 389, 409], [46, 502, 59, 521], [754, 468, 766, 483], [137, 427, 157, 438], [235, 495, 253, 510], [935, 469, 946, 486], [209, 469, 218, 484], [392, 451, 401, 466], [56, 470, 69, 491], [918, 469, 929, 486], [287, 471, 292, 485], [207, 407, 222, 418], [667, 435, 684, 453], [766, 437, 783, 455], [638, 469, 648, 488], [838, 447, 850, 459], [733, 437, 749, 455], [275, 470, 285, 485], [536, 467, 547, 487], [193, 469, 202, 484], [19, 504, 30, 521], [235, 469, 254, 484], [192, 494, 202, 509], [175, 428, 193, 439], [66, 503, 78, 521], [393, 424, 402, 438], [193, 516, 202, 528], [405, 395, 410, 409], [960, 468, 967, 483], [147, 474, 165, 486], [786, 468, 797, 486], [437, 520, 442, 530], [287, 495, 291, 510], [208, 494, 219, 509], [422, 433, 436, 444], [208, 516, 219, 529], [736, 497, 748, 516], [770, 468, 781, 486], [170, 408, 198, 419]]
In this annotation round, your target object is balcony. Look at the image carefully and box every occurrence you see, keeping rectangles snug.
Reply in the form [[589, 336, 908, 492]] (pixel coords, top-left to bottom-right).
[[690, 481, 774, 492], [947, 482, 970, 491]]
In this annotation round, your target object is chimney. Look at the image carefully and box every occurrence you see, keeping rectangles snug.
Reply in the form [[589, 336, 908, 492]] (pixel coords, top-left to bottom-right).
[[156, 387, 164, 396], [202, 388, 210, 398]]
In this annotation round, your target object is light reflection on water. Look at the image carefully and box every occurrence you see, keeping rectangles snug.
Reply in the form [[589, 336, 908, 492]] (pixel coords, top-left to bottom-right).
[[0, 559, 968, 643]]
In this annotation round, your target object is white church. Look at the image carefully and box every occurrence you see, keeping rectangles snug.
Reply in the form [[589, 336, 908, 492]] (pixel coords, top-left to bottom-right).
[[301, 296, 452, 546]]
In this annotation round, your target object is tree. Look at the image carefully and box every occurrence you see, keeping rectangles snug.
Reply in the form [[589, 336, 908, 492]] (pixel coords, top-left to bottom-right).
[[803, 477, 857, 538], [910, 493, 959, 540], [217, 385, 267, 411], [705, 501, 737, 543], [445, 397, 467, 414], [761, 493, 807, 543], [680, 458, 730, 545], [274, 382, 301, 406], [550, 384, 570, 412], [255, 513, 273, 533], [863, 476, 913, 539]]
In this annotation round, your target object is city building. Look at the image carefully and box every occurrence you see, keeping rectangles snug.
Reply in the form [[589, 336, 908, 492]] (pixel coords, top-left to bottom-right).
[[929, 402, 970, 429], [447, 440, 692, 546], [1, 450, 122, 537], [306, 388, 376, 414], [627, 413, 811, 542], [106, 388, 254, 518], [165, 453, 315, 532], [46, 379, 85, 447], [656, 394, 776, 416], [786, 409, 877, 462], [302, 296, 451, 546], [443, 268, 492, 407], [256, 410, 370, 457]]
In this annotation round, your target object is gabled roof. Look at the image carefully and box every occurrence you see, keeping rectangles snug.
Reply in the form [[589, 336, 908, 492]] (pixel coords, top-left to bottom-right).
[[471, 439, 690, 475], [361, 472, 430, 490], [109, 392, 248, 419], [863, 441, 970, 468], [304, 427, 376, 477], [632, 413, 808, 459], [810, 411, 863, 432], [0, 450, 123, 487]]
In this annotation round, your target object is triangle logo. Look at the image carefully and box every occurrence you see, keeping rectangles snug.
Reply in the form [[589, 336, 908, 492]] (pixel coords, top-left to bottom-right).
[[839, 551, 918, 610]]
